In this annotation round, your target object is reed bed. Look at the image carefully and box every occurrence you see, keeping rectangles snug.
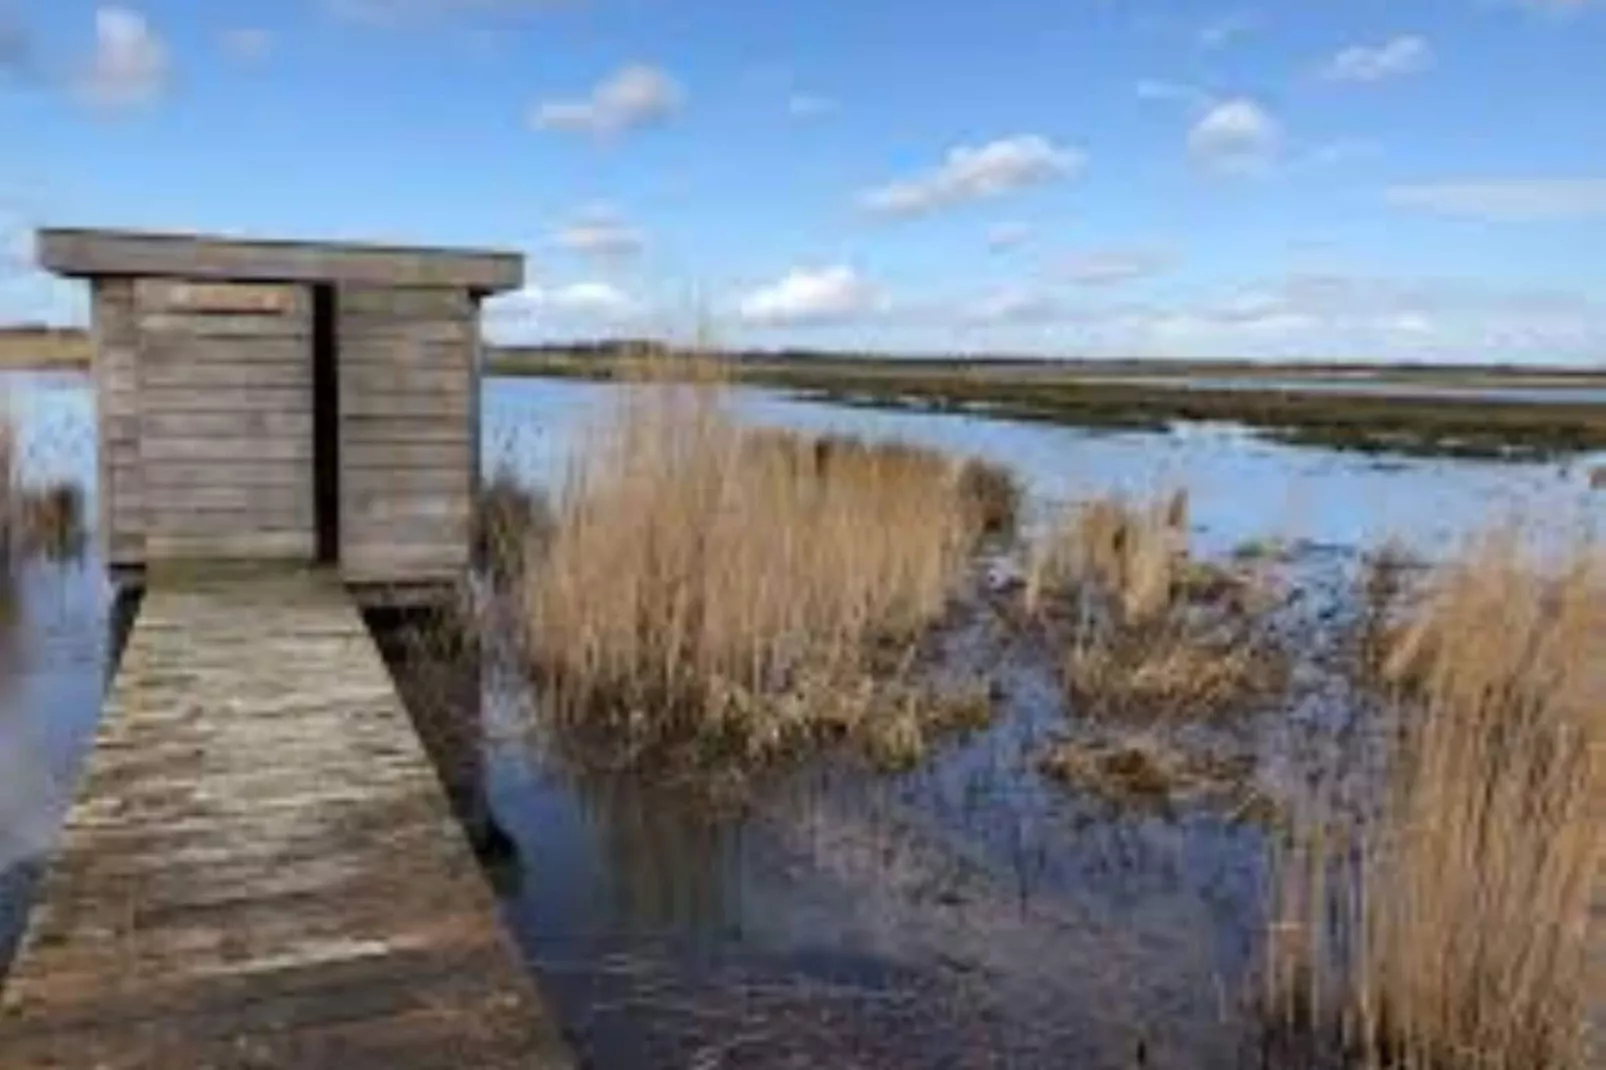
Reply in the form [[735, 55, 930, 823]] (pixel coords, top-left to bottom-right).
[[521, 362, 1004, 772], [0, 415, 14, 563], [1027, 490, 1286, 726], [1265, 532, 1604, 1070]]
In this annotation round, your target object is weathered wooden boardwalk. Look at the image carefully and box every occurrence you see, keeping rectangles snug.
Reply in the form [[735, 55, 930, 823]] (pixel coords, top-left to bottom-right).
[[0, 570, 572, 1068]]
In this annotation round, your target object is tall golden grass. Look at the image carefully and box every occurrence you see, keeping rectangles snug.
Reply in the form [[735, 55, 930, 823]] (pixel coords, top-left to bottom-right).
[[0, 409, 87, 565], [0, 415, 14, 561], [1027, 490, 1285, 724], [521, 361, 1001, 770], [1266, 532, 1604, 1070]]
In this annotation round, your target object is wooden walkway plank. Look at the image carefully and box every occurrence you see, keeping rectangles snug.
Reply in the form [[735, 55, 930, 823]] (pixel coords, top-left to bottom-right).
[[0, 571, 573, 1069]]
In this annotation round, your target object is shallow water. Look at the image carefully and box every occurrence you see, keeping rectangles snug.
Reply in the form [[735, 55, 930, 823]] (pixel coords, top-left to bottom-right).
[[2, 369, 1602, 1066], [1077, 373, 1606, 406]]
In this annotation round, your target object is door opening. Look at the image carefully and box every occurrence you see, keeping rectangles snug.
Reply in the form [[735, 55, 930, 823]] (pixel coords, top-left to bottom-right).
[[312, 284, 340, 565]]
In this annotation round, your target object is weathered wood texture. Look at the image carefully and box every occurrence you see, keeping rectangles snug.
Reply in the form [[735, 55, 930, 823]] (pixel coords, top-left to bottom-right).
[[92, 279, 142, 566], [337, 287, 476, 587], [135, 282, 315, 562], [39, 229, 523, 293], [0, 571, 572, 1069]]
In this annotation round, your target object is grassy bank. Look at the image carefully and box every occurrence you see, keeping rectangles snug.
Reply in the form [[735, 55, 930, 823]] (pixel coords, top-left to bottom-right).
[[495, 349, 1606, 461]]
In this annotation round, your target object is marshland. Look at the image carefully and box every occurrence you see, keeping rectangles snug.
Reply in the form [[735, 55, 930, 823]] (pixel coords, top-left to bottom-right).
[[1, 356, 1600, 1069]]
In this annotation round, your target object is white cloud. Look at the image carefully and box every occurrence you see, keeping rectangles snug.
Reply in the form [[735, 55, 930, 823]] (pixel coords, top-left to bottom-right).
[[1386, 179, 1606, 221], [859, 136, 1084, 218], [545, 281, 634, 316], [737, 266, 884, 326], [79, 6, 169, 110], [1, 214, 33, 276], [787, 93, 836, 118], [551, 207, 645, 259], [1062, 248, 1174, 287], [484, 281, 639, 330], [985, 222, 1032, 251], [531, 64, 683, 137], [1319, 35, 1433, 83], [221, 27, 273, 62], [1066, 273, 1606, 360], [1187, 98, 1279, 175]]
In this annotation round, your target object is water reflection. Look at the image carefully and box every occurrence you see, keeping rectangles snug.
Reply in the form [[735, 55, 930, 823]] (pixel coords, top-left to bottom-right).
[[0, 558, 125, 981]]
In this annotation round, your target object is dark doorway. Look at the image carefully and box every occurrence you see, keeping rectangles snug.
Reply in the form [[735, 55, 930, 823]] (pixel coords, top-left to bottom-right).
[[312, 284, 340, 565]]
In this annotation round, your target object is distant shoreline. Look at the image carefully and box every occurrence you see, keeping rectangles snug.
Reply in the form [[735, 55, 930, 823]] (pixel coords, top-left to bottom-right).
[[2, 327, 1604, 385], [490, 347, 1606, 461], [6, 330, 1604, 460]]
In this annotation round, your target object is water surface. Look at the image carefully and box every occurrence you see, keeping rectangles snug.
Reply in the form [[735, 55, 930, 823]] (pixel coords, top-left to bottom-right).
[[2, 369, 1602, 1066]]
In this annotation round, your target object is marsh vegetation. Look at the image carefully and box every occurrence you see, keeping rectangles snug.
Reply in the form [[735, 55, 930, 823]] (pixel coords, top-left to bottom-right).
[[1, 364, 1599, 1068], [461, 361, 1603, 1066], [496, 348, 1606, 461], [1264, 534, 1603, 1070], [511, 361, 1010, 780]]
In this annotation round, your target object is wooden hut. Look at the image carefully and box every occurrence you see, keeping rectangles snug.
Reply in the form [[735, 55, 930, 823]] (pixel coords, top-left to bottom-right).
[[37, 227, 523, 601]]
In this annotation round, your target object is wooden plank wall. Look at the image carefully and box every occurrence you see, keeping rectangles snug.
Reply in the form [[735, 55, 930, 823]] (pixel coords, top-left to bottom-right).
[[337, 286, 476, 585], [92, 279, 142, 567], [134, 280, 316, 561]]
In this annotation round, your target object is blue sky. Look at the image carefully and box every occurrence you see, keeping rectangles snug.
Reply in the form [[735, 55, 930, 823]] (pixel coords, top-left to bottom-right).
[[2, 0, 1605, 362]]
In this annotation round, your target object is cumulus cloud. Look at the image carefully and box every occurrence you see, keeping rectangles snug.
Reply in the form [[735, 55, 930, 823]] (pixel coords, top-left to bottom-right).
[[1060, 273, 1606, 361], [551, 207, 645, 259], [1062, 248, 1174, 287], [531, 64, 683, 137], [221, 27, 274, 62], [1187, 98, 1279, 175], [79, 6, 169, 110], [1319, 35, 1433, 83], [859, 136, 1084, 218], [483, 281, 640, 336], [787, 93, 836, 118], [1386, 178, 1606, 221], [737, 266, 884, 326], [1, 212, 34, 277]]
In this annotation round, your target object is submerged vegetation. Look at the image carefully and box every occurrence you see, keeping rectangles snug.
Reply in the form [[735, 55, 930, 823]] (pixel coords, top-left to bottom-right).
[[1, 412, 89, 568], [474, 466, 553, 588], [1266, 534, 1604, 1070], [519, 361, 1011, 777], [1023, 490, 1290, 819], [1028, 491, 1288, 726], [0, 418, 14, 564]]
